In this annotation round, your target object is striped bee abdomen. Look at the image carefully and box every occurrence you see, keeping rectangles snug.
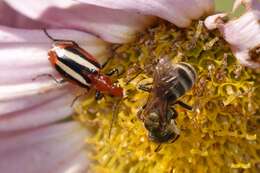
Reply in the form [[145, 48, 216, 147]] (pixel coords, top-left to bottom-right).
[[166, 63, 197, 101]]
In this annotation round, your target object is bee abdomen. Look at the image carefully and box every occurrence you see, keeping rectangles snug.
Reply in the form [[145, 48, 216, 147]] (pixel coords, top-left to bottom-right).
[[167, 63, 196, 101]]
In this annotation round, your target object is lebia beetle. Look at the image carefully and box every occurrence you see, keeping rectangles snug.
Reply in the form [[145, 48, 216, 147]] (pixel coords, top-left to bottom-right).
[[35, 29, 124, 137], [41, 29, 123, 99]]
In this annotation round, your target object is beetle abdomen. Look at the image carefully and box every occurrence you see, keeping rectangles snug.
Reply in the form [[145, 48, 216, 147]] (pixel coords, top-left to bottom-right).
[[51, 46, 101, 87]]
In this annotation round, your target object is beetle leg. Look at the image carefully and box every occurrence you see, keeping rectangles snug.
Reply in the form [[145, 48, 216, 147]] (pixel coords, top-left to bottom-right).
[[43, 29, 80, 47], [105, 68, 119, 76], [108, 99, 121, 138], [95, 91, 104, 100], [101, 57, 112, 69], [71, 91, 89, 107], [32, 73, 66, 84]]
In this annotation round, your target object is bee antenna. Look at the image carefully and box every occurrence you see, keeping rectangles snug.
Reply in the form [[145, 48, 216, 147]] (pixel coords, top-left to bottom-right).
[[43, 28, 58, 42]]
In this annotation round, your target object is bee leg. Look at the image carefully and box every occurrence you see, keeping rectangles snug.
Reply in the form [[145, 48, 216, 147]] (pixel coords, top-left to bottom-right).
[[169, 107, 178, 119], [138, 83, 153, 92], [32, 73, 66, 84], [154, 144, 162, 152], [174, 101, 192, 110], [95, 91, 104, 100], [170, 134, 180, 143], [137, 104, 146, 120]]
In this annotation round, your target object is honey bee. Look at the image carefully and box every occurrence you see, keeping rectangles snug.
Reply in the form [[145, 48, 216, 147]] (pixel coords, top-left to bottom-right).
[[138, 57, 197, 143]]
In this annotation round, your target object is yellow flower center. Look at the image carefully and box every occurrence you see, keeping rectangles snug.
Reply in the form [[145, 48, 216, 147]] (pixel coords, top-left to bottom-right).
[[76, 20, 260, 173]]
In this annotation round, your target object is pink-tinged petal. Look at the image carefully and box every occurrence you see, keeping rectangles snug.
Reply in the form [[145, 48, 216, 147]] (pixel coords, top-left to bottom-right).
[[0, 87, 75, 132], [0, 26, 109, 131], [0, 81, 68, 101], [204, 13, 227, 30], [56, 152, 89, 173], [205, 0, 260, 68], [0, 122, 89, 173], [78, 0, 214, 27], [220, 11, 260, 68], [194, 0, 214, 14], [5, 0, 155, 43], [0, 26, 110, 84], [0, 85, 71, 115], [0, 1, 47, 28], [232, 0, 260, 12]]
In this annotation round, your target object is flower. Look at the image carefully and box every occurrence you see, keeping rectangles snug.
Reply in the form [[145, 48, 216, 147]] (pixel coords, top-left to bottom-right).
[[0, 0, 259, 173], [204, 0, 260, 68]]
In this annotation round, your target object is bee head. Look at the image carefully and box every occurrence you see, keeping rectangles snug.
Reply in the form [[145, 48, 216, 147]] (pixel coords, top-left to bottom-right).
[[144, 112, 160, 132], [148, 118, 180, 143]]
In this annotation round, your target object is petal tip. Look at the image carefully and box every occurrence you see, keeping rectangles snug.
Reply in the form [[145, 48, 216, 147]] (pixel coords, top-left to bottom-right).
[[204, 13, 227, 30]]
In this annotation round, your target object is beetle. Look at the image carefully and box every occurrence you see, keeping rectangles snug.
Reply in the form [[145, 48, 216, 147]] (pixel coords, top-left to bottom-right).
[[43, 29, 123, 98]]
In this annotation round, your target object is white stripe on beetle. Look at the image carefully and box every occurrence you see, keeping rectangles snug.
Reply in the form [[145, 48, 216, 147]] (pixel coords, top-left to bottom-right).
[[53, 47, 99, 71], [56, 60, 90, 86]]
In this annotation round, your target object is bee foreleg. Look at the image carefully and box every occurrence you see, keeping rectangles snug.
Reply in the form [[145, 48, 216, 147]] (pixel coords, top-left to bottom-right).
[[169, 107, 178, 119], [138, 83, 153, 92]]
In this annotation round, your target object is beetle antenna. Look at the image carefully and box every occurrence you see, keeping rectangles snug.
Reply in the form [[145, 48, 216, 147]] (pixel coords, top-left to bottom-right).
[[43, 28, 58, 41], [108, 99, 121, 138]]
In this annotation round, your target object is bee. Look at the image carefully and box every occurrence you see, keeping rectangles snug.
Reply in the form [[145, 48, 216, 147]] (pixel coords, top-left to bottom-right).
[[138, 57, 197, 143]]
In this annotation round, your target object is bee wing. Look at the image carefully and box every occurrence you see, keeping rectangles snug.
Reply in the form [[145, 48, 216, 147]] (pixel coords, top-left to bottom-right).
[[152, 57, 179, 98]]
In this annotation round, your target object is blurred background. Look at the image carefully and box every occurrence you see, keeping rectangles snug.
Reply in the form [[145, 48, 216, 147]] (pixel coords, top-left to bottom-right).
[[215, 0, 245, 16]]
